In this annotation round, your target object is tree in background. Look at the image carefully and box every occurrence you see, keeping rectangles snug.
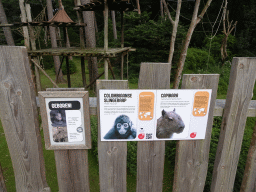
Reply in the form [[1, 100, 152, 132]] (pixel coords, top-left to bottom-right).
[[173, 0, 213, 89], [221, 0, 237, 65], [80, 0, 98, 90], [46, 0, 66, 83], [0, 0, 15, 45]]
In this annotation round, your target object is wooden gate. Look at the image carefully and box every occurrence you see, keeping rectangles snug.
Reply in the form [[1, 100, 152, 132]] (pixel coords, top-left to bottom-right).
[[0, 46, 256, 191]]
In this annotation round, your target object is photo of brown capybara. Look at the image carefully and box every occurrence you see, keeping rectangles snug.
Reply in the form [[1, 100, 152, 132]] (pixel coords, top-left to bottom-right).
[[156, 108, 185, 138]]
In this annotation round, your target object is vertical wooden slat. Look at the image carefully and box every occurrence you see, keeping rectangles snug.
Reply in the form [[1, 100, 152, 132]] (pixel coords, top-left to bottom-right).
[[240, 121, 256, 192], [211, 57, 256, 192], [121, 11, 124, 80], [137, 63, 171, 192], [0, 46, 50, 191], [172, 74, 219, 192], [54, 150, 73, 191], [54, 150, 90, 192], [47, 88, 90, 192], [96, 80, 128, 192], [104, 0, 108, 80], [66, 56, 71, 88], [0, 163, 7, 192], [25, 3, 41, 92]]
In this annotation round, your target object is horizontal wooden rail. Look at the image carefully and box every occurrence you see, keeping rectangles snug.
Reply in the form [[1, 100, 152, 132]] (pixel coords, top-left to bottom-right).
[[36, 97, 256, 117]]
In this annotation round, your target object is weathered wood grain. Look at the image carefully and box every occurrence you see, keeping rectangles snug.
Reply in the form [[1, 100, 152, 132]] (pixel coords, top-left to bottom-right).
[[38, 90, 91, 150], [43, 88, 90, 192], [27, 47, 133, 57], [96, 80, 128, 192], [54, 150, 90, 192], [137, 63, 171, 192], [211, 57, 256, 192], [0, 163, 7, 192], [172, 74, 219, 192], [240, 121, 256, 192], [0, 46, 50, 191]]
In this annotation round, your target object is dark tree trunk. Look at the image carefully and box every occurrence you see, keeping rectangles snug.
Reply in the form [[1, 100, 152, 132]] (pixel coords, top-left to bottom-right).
[[81, 0, 98, 89], [0, 0, 15, 45]]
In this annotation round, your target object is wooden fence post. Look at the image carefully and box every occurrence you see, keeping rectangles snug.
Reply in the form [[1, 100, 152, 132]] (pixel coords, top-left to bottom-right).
[[45, 88, 90, 192], [96, 80, 129, 192], [240, 121, 256, 191], [137, 63, 171, 192], [0, 46, 50, 191], [211, 57, 256, 192], [0, 163, 7, 192], [172, 74, 219, 191]]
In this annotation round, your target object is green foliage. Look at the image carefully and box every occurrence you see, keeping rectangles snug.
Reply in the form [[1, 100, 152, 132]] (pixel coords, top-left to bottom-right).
[[59, 59, 78, 75], [203, 34, 237, 63], [97, 12, 186, 80], [181, 47, 231, 96], [42, 56, 54, 70], [124, 12, 185, 79], [204, 117, 222, 191], [90, 116, 99, 159], [204, 117, 256, 191], [183, 48, 216, 73], [234, 117, 255, 191], [127, 141, 137, 175]]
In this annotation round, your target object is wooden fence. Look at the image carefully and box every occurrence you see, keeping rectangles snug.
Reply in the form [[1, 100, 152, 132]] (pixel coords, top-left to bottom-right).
[[0, 46, 256, 191]]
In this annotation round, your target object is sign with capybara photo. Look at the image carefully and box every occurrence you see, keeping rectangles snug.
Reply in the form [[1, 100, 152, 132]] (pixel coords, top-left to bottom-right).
[[39, 91, 91, 150], [100, 89, 212, 141]]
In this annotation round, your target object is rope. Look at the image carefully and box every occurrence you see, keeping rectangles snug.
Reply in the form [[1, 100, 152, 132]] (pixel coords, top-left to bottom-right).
[[204, 0, 225, 69]]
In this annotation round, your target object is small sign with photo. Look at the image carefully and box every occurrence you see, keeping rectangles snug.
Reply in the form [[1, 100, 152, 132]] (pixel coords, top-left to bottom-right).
[[39, 91, 91, 150]]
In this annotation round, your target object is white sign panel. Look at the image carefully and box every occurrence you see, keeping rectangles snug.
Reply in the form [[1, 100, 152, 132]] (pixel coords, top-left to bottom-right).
[[45, 98, 85, 146], [100, 89, 212, 141]]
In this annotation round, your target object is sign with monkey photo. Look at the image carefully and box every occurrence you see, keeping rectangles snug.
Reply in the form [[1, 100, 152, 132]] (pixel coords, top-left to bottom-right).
[[99, 89, 212, 141]]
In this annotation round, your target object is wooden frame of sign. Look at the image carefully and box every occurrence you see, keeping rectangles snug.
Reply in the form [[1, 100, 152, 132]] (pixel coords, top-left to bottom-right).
[[38, 91, 91, 150]]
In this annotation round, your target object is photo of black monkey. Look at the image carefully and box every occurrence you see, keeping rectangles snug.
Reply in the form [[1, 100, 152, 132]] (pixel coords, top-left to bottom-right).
[[104, 115, 137, 139], [50, 110, 66, 127]]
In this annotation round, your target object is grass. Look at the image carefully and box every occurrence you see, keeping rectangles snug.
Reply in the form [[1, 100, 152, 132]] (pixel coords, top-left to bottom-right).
[[0, 57, 255, 191]]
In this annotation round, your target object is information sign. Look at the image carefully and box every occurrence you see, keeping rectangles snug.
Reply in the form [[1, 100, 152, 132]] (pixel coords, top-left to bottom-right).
[[39, 91, 91, 150], [100, 89, 211, 141]]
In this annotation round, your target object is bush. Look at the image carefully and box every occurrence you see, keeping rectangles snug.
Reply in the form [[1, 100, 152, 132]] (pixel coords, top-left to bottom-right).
[[90, 116, 99, 159], [54, 59, 77, 75], [203, 34, 237, 63], [41, 56, 54, 70], [183, 48, 216, 73]]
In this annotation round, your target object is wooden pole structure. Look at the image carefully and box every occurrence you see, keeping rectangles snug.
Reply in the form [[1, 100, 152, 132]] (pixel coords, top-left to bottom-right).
[[75, 0, 86, 88], [172, 74, 219, 191], [104, 0, 108, 79], [31, 59, 59, 88], [137, 63, 171, 192], [211, 58, 256, 192], [19, 0, 30, 49], [0, 163, 7, 192], [121, 11, 124, 80], [25, 3, 42, 92], [81, 57, 87, 87], [46, 88, 90, 192], [0, 46, 50, 191], [97, 80, 128, 191], [240, 121, 256, 191], [111, 11, 117, 39], [62, 26, 71, 88], [104, 0, 109, 80]]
